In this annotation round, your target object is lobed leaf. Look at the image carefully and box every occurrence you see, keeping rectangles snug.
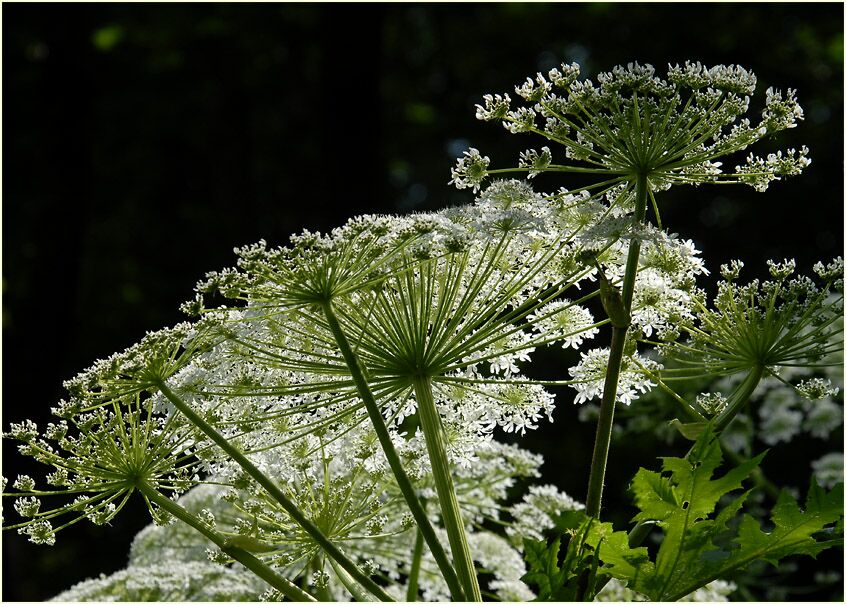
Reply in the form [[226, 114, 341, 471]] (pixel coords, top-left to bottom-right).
[[597, 426, 843, 601]]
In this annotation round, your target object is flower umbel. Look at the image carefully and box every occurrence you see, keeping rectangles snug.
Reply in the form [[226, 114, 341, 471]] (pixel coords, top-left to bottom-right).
[[457, 61, 810, 197], [660, 258, 843, 378], [4, 390, 201, 544]]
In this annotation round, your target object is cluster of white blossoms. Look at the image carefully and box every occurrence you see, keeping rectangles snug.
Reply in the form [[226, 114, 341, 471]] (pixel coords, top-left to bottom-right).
[[455, 61, 810, 195], [4, 165, 719, 598], [4, 330, 204, 544], [569, 348, 663, 406], [2, 175, 635, 596], [184, 179, 619, 450]]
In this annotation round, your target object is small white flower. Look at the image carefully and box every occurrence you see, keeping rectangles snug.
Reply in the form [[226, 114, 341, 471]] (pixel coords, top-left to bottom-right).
[[449, 148, 490, 192], [528, 300, 599, 349], [475, 93, 511, 121], [518, 146, 552, 178]]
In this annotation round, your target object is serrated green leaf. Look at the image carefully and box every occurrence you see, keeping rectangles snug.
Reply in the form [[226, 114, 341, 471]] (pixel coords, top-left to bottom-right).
[[597, 426, 844, 601], [522, 515, 615, 601], [631, 469, 678, 522], [728, 479, 844, 570], [521, 537, 564, 600]]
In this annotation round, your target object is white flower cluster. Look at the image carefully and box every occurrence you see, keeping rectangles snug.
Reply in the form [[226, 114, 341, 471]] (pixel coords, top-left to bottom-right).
[[455, 60, 810, 196], [615, 230, 707, 339], [50, 561, 264, 601], [569, 348, 662, 406], [757, 374, 843, 445], [661, 258, 844, 378], [505, 484, 584, 544], [736, 146, 811, 192], [449, 147, 490, 192], [811, 453, 844, 489]]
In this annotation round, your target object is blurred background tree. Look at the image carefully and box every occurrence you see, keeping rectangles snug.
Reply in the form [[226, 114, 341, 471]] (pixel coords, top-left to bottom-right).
[[3, 3, 842, 600]]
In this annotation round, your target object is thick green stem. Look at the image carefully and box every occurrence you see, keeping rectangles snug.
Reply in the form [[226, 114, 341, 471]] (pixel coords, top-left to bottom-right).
[[584, 173, 649, 519], [406, 527, 425, 602], [135, 480, 316, 602], [320, 300, 465, 600], [584, 325, 629, 517], [413, 375, 482, 601], [620, 175, 649, 311], [155, 380, 394, 602], [713, 365, 765, 433], [715, 365, 777, 499]]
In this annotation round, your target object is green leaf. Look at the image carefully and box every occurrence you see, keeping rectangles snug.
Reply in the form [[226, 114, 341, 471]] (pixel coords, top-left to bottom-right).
[[597, 426, 844, 601], [521, 514, 613, 601], [731, 479, 844, 569], [522, 537, 566, 600], [668, 418, 709, 441]]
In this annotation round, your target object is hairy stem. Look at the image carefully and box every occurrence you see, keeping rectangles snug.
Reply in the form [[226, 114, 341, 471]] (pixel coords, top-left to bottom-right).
[[413, 374, 482, 601], [155, 380, 394, 602], [584, 173, 648, 519], [135, 480, 316, 602], [320, 300, 465, 601]]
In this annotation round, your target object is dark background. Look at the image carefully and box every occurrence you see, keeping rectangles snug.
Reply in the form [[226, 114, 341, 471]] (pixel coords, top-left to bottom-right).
[[3, 3, 843, 601]]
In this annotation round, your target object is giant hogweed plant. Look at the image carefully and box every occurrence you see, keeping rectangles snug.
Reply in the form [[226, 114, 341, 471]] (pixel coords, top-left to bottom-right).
[[4, 61, 843, 601]]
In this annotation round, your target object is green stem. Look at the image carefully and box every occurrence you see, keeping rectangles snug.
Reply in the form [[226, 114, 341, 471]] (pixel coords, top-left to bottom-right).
[[329, 557, 377, 602], [135, 480, 316, 602], [406, 527, 425, 602], [584, 173, 649, 519], [714, 365, 776, 499], [620, 174, 648, 310], [712, 365, 765, 433], [155, 380, 394, 602], [413, 374, 482, 601], [584, 324, 629, 518], [320, 300, 465, 601]]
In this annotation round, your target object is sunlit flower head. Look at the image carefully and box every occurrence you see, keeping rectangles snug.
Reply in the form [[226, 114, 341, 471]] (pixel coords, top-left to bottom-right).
[[660, 258, 843, 378], [453, 61, 810, 200], [4, 390, 201, 545]]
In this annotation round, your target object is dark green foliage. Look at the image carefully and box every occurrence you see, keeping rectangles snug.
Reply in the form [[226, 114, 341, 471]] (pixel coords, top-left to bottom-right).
[[521, 512, 606, 601], [597, 427, 844, 601], [522, 427, 843, 601]]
